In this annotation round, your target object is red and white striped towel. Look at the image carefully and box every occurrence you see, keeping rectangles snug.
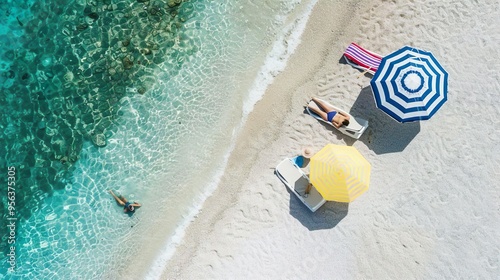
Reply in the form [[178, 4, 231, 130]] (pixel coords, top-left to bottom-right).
[[343, 43, 382, 72]]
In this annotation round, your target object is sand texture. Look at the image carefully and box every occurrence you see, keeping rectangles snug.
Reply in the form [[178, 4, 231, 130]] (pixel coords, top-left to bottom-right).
[[161, 0, 500, 279]]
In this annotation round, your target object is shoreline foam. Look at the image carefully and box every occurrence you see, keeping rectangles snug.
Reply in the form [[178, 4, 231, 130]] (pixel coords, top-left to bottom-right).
[[160, 0, 500, 279], [1, 1, 321, 278], [145, 1, 319, 278]]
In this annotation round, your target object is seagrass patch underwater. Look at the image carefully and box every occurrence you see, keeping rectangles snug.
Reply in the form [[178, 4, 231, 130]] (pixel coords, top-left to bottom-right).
[[0, 0, 314, 277], [1, 0, 197, 254]]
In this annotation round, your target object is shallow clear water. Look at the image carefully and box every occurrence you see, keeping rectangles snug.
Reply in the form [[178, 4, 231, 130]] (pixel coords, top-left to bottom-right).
[[0, 0, 316, 278]]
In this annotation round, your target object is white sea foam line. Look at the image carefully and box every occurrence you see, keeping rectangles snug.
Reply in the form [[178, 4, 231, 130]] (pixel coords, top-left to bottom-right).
[[145, 1, 318, 279], [243, 0, 319, 116]]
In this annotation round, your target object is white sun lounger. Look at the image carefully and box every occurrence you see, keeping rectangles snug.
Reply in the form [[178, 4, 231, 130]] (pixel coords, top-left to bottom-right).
[[306, 99, 369, 139], [275, 158, 326, 212]]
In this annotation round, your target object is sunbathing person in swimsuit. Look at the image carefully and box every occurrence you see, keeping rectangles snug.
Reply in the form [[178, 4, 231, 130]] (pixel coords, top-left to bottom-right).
[[109, 190, 141, 213], [308, 97, 350, 128]]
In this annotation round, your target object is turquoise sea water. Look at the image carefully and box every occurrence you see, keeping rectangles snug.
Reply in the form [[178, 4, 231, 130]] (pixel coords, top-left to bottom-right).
[[1, 0, 316, 278]]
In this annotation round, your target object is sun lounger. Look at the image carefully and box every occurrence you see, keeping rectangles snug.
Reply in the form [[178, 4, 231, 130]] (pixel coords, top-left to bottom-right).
[[343, 42, 382, 75], [306, 99, 369, 139], [275, 158, 326, 212]]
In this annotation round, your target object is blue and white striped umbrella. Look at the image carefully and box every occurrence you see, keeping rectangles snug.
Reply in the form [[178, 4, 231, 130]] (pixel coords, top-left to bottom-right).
[[370, 46, 448, 122]]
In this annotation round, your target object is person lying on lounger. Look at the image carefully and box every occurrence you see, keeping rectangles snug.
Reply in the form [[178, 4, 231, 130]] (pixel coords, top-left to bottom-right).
[[109, 190, 141, 213], [308, 97, 350, 128]]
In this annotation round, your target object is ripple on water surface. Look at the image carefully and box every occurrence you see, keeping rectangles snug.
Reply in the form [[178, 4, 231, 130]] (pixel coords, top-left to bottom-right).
[[1, 0, 312, 278]]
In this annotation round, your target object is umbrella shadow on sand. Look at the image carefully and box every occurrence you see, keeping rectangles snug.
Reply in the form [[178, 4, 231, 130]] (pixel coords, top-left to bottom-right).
[[287, 189, 349, 231], [349, 86, 420, 154]]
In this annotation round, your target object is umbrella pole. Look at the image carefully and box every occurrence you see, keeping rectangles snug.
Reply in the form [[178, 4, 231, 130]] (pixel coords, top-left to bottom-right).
[[357, 70, 368, 78]]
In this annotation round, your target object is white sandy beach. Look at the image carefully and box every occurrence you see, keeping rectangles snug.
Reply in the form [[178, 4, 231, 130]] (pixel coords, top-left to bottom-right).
[[160, 0, 499, 279]]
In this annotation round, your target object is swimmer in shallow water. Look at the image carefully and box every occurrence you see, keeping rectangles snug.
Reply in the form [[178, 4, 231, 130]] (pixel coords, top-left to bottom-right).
[[109, 190, 141, 213]]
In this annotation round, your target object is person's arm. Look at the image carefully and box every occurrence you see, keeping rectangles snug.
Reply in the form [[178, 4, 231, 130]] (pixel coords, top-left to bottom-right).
[[331, 118, 342, 128], [131, 202, 141, 207], [109, 190, 125, 206]]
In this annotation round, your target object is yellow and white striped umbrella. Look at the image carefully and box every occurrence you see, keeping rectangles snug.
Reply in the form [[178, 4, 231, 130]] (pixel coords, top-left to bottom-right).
[[310, 144, 371, 203]]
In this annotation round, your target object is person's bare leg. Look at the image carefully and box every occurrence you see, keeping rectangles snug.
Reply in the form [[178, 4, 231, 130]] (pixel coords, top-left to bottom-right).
[[109, 190, 125, 206], [308, 102, 329, 121], [312, 97, 335, 113]]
